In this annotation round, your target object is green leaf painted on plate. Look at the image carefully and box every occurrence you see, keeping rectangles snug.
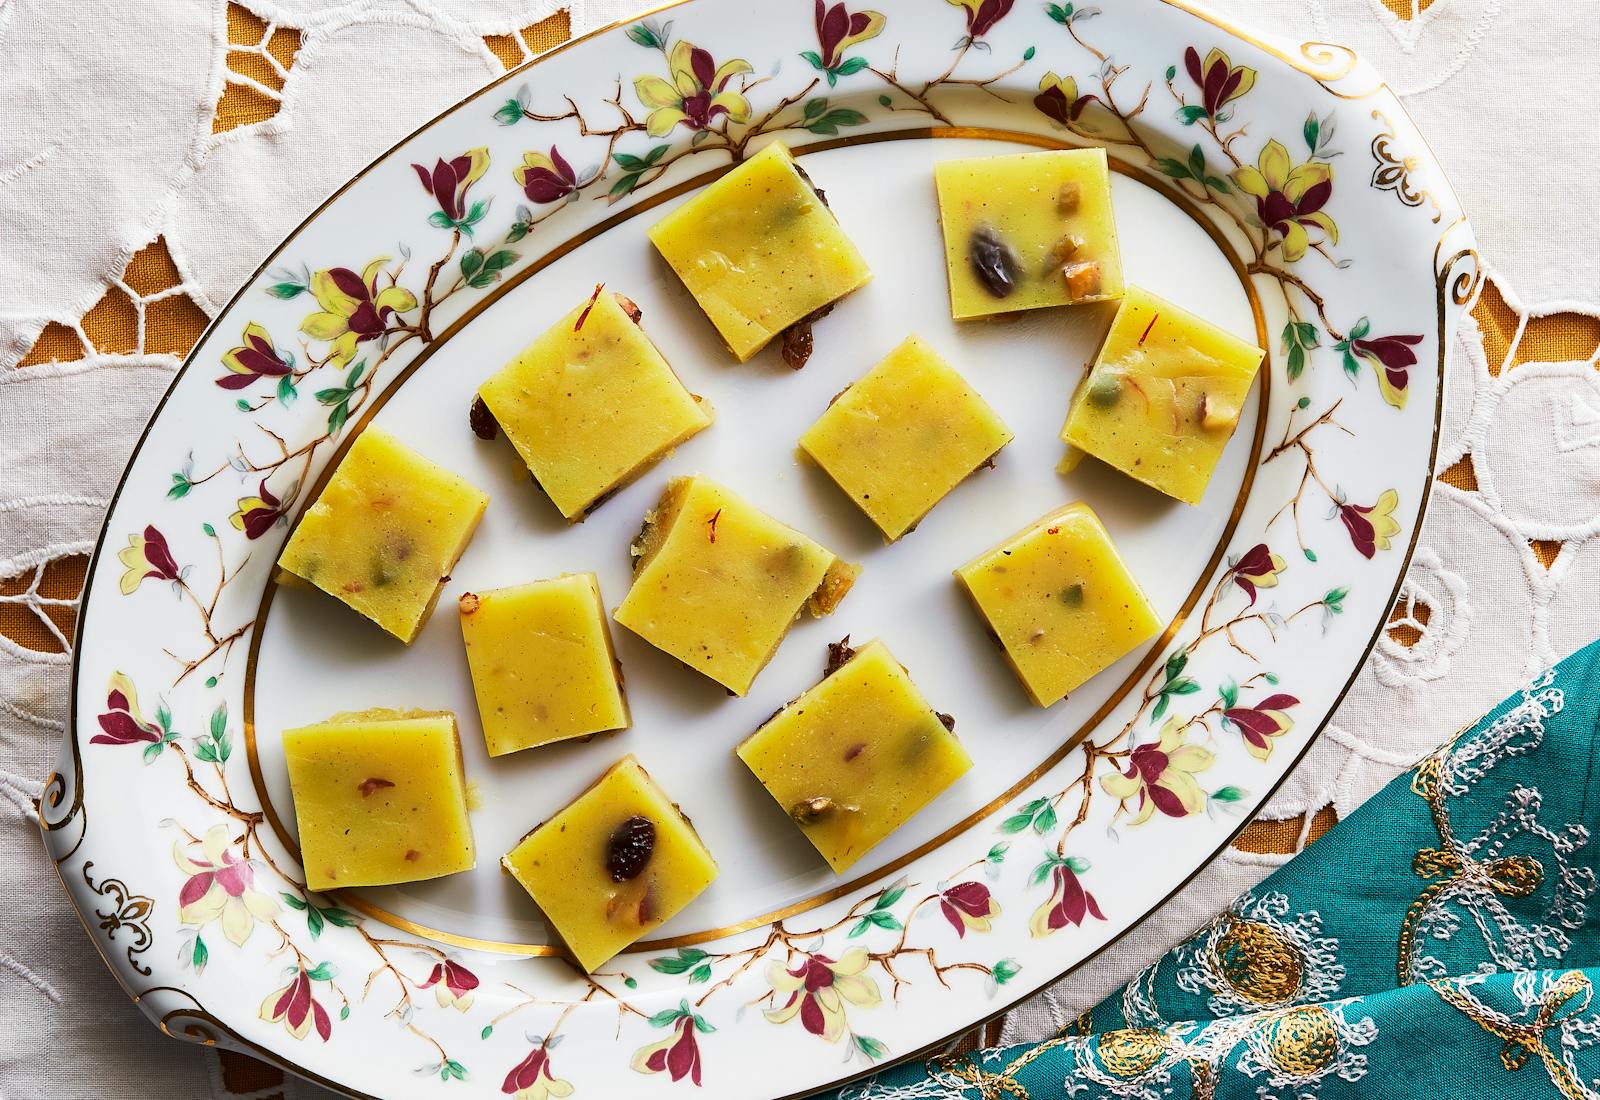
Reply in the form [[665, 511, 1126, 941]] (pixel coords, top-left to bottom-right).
[[854, 1035, 888, 1060]]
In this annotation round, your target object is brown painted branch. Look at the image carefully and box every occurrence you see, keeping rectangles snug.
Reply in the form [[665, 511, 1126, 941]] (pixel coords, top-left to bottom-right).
[[695, 927, 782, 1008], [268, 917, 314, 969], [169, 620, 252, 687], [870, 47, 955, 125], [414, 229, 460, 342], [732, 77, 820, 158], [170, 743, 261, 825], [357, 925, 418, 1020], [581, 973, 649, 1019], [239, 819, 302, 889], [1249, 260, 1344, 339], [406, 1024, 450, 1069], [1267, 399, 1347, 461]]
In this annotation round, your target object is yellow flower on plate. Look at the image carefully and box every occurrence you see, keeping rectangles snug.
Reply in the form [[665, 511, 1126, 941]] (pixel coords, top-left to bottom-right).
[[174, 824, 279, 947], [633, 41, 752, 138], [765, 946, 882, 1042], [1232, 139, 1338, 262], [116, 525, 180, 595], [1100, 716, 1215, 825], [299, 256, 416, 368]]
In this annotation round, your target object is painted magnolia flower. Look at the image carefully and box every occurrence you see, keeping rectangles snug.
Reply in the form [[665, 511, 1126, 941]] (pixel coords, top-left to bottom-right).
[[1101, 717, 1215, 825], [1339, 489, 1400, 559], [92, 671, 162, 746], [634, 42, 753, 138], [1232, 139, 1336, 262], [813, 0, 884, 70], [260, 967, 332, 1042], [1223, 693, 1300, 760], [230, 479, 285, 540], [1030, 861, 1104, 937], [117, 525, 180, 595], [299, 257, 416, 368], [216, 322, 290, 390], [1353, 331, 1423, 408], [1184, 46, 1256, 117], [418, 959, 478, 1011], [1034, 71, 1095, 127], [631, 1011, 705, 1085], [502, 1044, 573, 1100], [947, 0, 1014, 39], [515, 147, 579, 204], [412, 148, 489, 224], [765, 947, 881, 1042], [1230, 542, 1285, 606], [175, 824, 278, 947], [940, 882, 1000, 937]]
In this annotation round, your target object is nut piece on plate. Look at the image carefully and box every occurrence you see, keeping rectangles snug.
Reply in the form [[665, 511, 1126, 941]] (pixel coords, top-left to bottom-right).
[[955, 502, 1160, 707], [799, 334, 1013, 541], [1061, 285, 1264, 505], [475, 289, 712, 521], [282, 709, 475, 891], [501, 755, 718, 972], [935, 148, 1124, 320], [615, 476, 859, 695], [736, 639, 971, 873], [459, 573, 629, 756], [647, 140, 872, 362], [276, 427, 488, 643]]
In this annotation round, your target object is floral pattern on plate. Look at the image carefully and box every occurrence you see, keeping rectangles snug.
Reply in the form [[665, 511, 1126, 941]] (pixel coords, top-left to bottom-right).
[[41, 0, 1475, 1096]]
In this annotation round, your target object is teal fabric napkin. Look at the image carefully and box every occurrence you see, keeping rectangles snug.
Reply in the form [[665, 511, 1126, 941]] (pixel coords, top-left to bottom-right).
[[825, 639, 1600, 1099]]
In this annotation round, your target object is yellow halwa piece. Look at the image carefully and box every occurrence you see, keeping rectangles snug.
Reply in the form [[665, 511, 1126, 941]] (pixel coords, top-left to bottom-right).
[[459, 573, 629, 756], [477, 291, 712, 520], [1061, 286, 1264, 504], [648, 141, 872, 361], [277, 428, 488, 644], [283, 709, 475, 891], [736, 640, 972, 873], [502, 755, 717, 971], [955, 503, 1160, 706], [935, 148, 1124, 320], [800, 335, 1012, 540], [615, 476, 859, 696]]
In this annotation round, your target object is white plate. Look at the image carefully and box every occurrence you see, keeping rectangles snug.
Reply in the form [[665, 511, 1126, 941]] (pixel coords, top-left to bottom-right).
[[43, 2, 1474, 1096]]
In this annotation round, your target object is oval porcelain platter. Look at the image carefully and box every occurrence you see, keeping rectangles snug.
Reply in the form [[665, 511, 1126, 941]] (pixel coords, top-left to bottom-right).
[[42, 0, 1473, 1096]]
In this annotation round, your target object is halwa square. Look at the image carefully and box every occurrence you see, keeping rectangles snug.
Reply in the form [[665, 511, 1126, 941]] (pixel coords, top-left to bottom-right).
[[935, 148, 1123, 319], [955, 502, 1160, 706], [648, 141, 872, 361], [459, 573, 629, 756], [501, 755, 717, 971], [736, 639, 972, 873], [476, 291, 711, 520], [283, 710, 475, 891], [799, 334, 1013, 540], [1061, 285, 1264, 504], [614, 476, 859, 695], [277, 427, 488, 643]]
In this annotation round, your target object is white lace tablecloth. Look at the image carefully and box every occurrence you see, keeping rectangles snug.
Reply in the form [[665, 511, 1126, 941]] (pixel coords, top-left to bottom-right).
[[3, 0, 1597, 1095]]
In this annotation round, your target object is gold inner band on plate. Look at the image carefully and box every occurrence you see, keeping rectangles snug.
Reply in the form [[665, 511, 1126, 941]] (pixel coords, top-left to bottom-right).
[[241, 126, 1270, 956]]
